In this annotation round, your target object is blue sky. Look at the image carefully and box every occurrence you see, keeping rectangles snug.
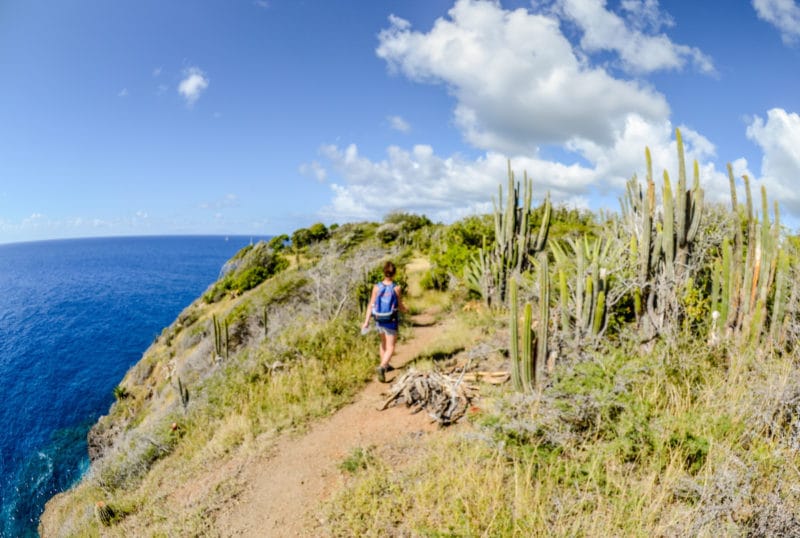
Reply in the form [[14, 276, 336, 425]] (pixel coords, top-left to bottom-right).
[[1, 0, 798, 244]]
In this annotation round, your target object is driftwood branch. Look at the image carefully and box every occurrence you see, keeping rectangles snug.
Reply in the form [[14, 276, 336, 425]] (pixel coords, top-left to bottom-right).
[[379, 369, 479, 425]]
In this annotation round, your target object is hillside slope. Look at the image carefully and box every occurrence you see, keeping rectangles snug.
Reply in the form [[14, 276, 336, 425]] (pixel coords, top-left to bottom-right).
[[40, 146, 800, 535]]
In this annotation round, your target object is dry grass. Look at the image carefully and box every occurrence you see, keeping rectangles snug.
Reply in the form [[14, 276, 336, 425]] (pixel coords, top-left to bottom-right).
[[327, 337, 800, 537]]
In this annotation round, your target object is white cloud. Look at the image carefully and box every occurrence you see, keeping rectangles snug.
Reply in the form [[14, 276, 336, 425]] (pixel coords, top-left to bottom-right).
[[317, 122, 735, 223], [321, 143, 598, 222], [388, 115, 411, 133], [746, 108, 800, 212], [117, 88, 129, 98], [253, 0, 270, 8], [377, 0, 670, 154], [620, 0, 672, 32], [309, 0, 733, 222], [152, 67, 162, 77], [178, 67, 209, 106], [753, 0, 800, 44], [554, 0, 714, 74], [299, 161, 328, 182]]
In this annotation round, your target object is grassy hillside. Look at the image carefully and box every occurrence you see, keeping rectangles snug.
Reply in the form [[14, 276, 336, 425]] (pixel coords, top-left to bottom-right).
[[40, 131, 800, 536]]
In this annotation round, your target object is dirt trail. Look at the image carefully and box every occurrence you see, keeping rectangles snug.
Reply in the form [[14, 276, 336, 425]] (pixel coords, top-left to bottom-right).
[[218, 312, 445, 537]]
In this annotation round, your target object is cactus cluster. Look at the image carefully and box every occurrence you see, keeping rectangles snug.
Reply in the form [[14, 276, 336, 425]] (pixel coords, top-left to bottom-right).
[[467, 162, 551, 306], [490, 128, 795, 388], [620, 128, 705, 336], [550, 236, 616, 342], [710, 169, 786, 345]]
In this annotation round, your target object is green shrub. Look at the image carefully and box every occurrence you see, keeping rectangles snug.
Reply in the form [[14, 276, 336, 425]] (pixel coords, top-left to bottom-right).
[[268, 234, 289, 252], [420, 267, 449, 291], [339, 447, 376, 474], [203, 242, 289, 303], [383, 211, 432, 232]]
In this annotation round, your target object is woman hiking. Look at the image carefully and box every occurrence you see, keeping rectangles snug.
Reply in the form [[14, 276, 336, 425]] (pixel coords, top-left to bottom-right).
[[362, 261, 407, 382]]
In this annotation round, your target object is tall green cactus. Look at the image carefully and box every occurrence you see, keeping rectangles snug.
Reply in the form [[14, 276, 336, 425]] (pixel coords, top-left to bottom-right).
[[470, 162, 551, 306], [508, 276, 538, 392], [522, 302, 533, 392], [673, 130, 705, 276], [212, 314, 229, 359], [537, 252, 549, 384], [509, 278, 522, 391], [177, 377, 190, 412]]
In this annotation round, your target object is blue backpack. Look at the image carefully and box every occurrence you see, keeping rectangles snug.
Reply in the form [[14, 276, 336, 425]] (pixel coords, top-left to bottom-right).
[[372, 282, 398, 323]]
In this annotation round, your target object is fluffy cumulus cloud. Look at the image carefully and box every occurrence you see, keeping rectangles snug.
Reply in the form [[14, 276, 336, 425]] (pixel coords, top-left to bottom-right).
[[178, 67, 209, 106], [553, 0, 714, 74], [316, 0, 731, 221], [746, 108, 800, 211], [322, 143, 604, 221], [752, 0, 800, 44], [376, 1, 672, 153]]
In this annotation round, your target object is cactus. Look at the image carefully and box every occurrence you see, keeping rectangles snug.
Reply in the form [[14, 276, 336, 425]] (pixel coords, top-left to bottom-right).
[[473, 162, 551, 306], [550, 236, 615, 343], [536, 252, 549, 384], [177, 377, 189, 412], [95, 501, 114, 526], [558, 264, 569, 335], [662, 170, 675, 279], [225, 321, 230, 360], [770, 249, 789, 344], [213, 315, 221, 357], [713, 170, 785, 345], [508, 277, 538, 392], [673, 130, 704, 276], [509, 278, 522, 391], [593, 282, 606, 336], [619, 128, 705, 338], [212, 315, 229, 359], [522, 302, 534, 392]]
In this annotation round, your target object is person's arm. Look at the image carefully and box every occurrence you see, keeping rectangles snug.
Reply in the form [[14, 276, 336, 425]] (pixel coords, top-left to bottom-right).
[[395, 286, 408, 313], [362, 285, 378, 328]]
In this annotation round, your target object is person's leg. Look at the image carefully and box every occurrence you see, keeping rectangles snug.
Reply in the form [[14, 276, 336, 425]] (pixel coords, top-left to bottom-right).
[[380, 333, 397, 369], [376, 332, 388, 382], [379, 333, 387, 361]]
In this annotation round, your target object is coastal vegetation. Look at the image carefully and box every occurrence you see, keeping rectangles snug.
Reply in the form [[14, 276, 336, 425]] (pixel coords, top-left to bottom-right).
[[40, 130, 800, 536]]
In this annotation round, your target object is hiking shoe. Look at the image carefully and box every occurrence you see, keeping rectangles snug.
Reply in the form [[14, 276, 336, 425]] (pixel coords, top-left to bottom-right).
[[385, 364, 395, 372], [376, 366, 386, 383]]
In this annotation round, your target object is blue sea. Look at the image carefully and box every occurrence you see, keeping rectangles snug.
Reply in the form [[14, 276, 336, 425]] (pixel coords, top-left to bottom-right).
[[0, 235, 264, 537]]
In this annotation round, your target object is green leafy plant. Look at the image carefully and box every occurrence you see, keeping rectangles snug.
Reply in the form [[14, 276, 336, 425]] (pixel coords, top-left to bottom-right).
[[339, 446, 376, 474]]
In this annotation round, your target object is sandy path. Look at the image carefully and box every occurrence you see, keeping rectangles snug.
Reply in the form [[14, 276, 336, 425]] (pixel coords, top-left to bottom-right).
[[217, 314, 443, 537]]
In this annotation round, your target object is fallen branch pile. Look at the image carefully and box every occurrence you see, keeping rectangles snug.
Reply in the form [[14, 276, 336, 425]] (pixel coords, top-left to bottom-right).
[[379, 368, 478, 425]]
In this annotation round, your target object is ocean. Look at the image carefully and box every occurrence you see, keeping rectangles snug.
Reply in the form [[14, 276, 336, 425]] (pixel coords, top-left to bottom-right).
[[0, 235, 263, 537]]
